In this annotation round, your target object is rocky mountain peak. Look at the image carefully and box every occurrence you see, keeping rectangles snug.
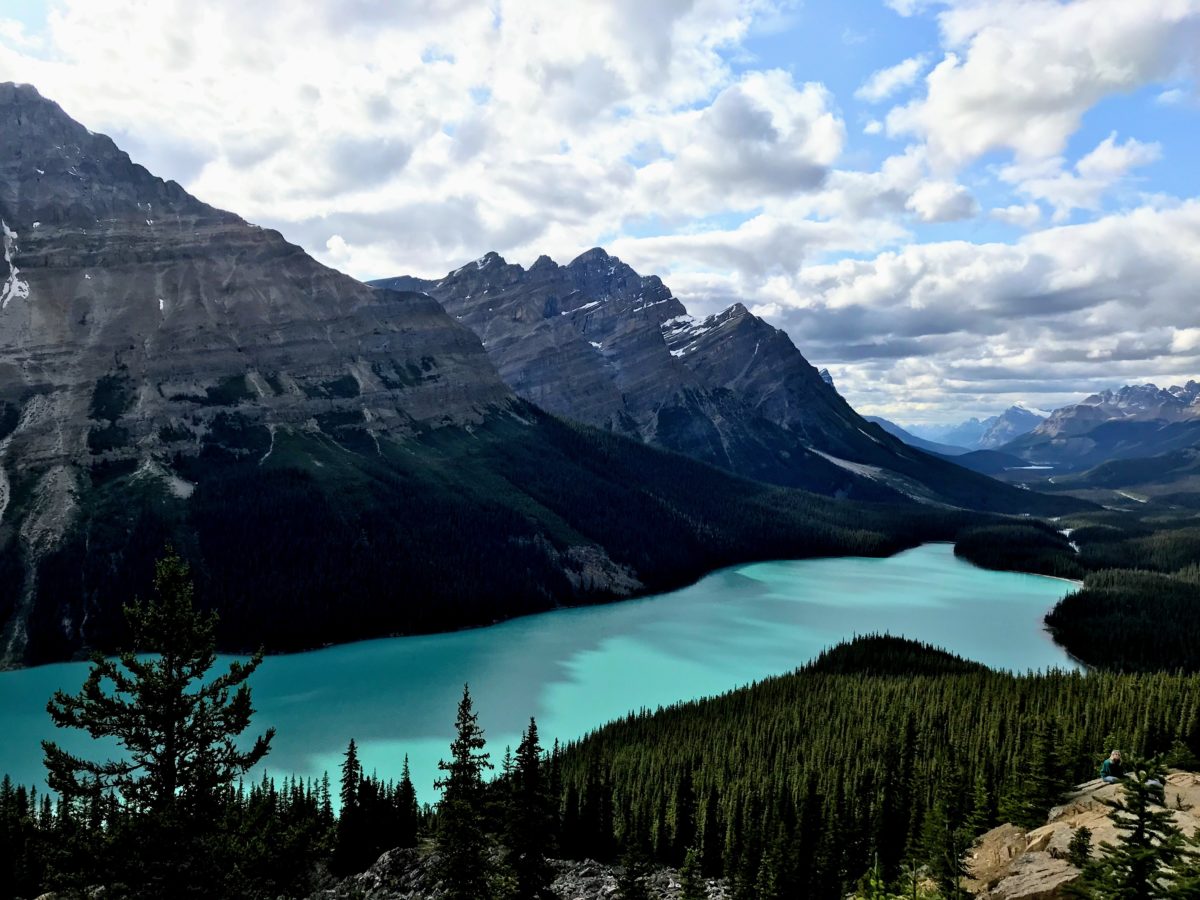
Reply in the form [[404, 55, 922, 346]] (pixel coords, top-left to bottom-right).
[[977, 404, 1044, 449], [374, 246, 1074, 513], [1169, 380, 1200, 401], [1031, 380, 1200, 441], [451, 250, 508, 274], [567, 246, 613, 267], [0, 81, 226, 230], [0, 88, 516, 664]]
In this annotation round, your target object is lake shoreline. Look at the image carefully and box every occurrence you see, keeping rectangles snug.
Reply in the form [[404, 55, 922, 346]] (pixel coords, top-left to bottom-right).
[[0, 531, 1078, 673], [0, 543, 1077, 798]]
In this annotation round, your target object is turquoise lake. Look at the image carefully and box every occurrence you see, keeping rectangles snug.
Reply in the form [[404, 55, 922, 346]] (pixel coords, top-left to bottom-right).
[[0, 543, 1076, 802]]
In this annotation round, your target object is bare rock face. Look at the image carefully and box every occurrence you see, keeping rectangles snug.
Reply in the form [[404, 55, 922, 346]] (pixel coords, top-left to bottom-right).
[[966, 772, 1200, 900], [0, 82, 507, 470], [375, 254, 1083, 515], [309, 848, 730, 900], [0, 84, 530, 666], [375, 253, 897, 501]]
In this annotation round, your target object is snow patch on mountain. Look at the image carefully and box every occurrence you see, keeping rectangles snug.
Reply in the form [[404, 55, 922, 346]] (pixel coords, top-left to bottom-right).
[[1, 220, 30, 309]]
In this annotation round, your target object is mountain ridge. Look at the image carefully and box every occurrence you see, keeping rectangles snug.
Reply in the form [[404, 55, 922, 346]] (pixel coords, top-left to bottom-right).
[[372, 254, 1075, 514], [1000, 380, 1200, 473], [0, 82, 1073, 669], [906, 405, 1045, 451]]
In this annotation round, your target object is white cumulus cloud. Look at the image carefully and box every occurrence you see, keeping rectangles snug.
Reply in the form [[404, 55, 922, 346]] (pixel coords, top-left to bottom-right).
[[855, 55, 928, 103], [886, 0, 1200, 168]]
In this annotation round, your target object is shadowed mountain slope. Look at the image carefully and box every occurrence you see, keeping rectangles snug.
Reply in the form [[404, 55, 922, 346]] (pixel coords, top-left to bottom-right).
[[375, 255, 1084, 515], [0, 83, 1038, 667]]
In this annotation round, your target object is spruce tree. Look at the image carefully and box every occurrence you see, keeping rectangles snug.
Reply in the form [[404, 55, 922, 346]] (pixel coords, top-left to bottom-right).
[[505, 718, 555, 899], [1075, 758, 1188, 899], [999, 717, 1066, 829], [396, 755, 420, 849], [679, 846, 707, 900], [41, 548, 273, 897], [333, 739, 370, 874], [1067, 827, 1093, 869], [698, 784, 723, 876], [617, 844, 653, 900], [319, 772, 334, 831], [920, 791, 968, 900], [340, 739, 362, 810], [1168, 826, 1200, 897], [963, 770, 995, 837], [435, 684, 494, 900]]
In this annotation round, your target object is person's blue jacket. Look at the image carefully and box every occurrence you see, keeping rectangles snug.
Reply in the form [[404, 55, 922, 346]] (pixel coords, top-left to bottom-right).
[[1100, 757, 1124, 779]]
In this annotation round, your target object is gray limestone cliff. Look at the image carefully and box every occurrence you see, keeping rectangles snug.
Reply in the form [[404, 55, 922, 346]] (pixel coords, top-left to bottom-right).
[[374, 252, 1079, 514]]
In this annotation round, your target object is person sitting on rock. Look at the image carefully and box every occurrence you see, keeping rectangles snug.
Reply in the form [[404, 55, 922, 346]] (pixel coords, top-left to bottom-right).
[[1100, 750, 1125, 783]]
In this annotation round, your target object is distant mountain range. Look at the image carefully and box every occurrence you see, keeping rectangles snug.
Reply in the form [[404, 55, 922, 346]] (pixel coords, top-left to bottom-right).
[[903, 406, 1046, 451], [865, 376, 1200, 510], [372, 257, 1069, 512], [876, 381, 1200, 504], [862, 417, 971, 456], [0, 83, 1083, 667], [1004, 381, 1200, 467], [998, 382, 1200, 505]]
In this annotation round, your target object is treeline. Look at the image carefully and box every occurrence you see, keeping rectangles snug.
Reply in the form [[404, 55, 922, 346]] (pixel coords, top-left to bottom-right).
[[954, 510, 1200, 671], [1045, 569, 1200, 671], [1, 766, 424, 898], [7, 633, 1200, 898], [18, 403, 998, 665], [552, 637, 1200, 898], [953, 523, 1085, 579]]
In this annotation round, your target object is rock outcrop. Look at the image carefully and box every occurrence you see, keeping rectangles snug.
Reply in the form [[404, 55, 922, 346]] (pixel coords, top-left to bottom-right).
[[966, 771, 1200, 899], [309, 848, 730, 900]]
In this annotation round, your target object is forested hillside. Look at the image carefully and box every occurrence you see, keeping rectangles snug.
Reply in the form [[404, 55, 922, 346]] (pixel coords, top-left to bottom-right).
[[12, 403, 1003, 666], [953, 508, 1200, 671], [553, 637, 1200, 898], [7, 635, 1200, 899]]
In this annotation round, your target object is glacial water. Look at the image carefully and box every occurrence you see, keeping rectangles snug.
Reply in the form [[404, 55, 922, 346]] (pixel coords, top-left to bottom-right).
[[0, 543, 1076, 802]]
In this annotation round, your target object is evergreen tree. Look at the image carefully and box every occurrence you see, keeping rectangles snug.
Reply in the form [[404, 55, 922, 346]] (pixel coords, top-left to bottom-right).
[[396, 755, 420, 849], [332, 739, 370, 874], [340, 739, 362, 810], [1168, 827, 1200, 897], [435, 684, 494, 900], [319, 771, 334, 831], [920, 791, 968, 899], [617, 844, 653, 900], [999, 717, 1067, 829], [963, 770, 995, 837], [506, 718, 555, 899], [1068, 827, 1093, 869], [698, 784, 723, 876], [1075, 758, 1189, 899], [679, 846, 707, 900], [41, 548, 273, 897], [921, 757, 968, 899]]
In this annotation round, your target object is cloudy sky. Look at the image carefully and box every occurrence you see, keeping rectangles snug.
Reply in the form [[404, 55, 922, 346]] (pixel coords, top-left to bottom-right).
[[1, 0, 1198, 423]]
